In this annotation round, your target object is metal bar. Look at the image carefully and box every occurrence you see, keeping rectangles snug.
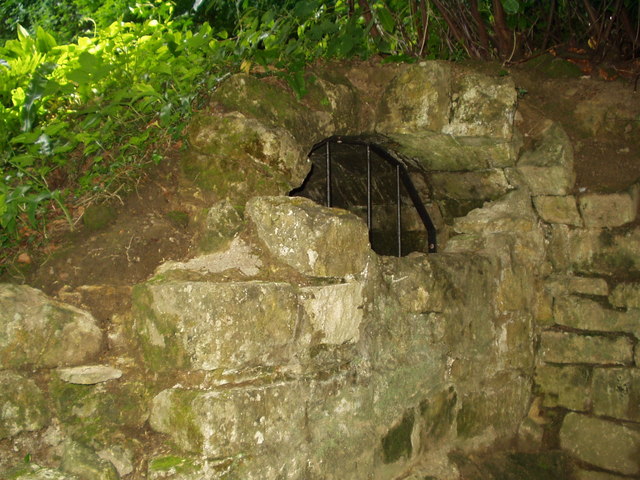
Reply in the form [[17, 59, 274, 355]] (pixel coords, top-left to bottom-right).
[[366, 145, 372, 238], [303, 136, 437, 255], [396, 163, 402, 257], [326, 141, 332, 207]]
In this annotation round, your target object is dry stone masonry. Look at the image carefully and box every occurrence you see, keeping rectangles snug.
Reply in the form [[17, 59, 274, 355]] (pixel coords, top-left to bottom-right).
[[1, 61, 639, 479]]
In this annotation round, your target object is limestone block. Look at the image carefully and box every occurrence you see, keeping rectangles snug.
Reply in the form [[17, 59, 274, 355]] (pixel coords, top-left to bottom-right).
[[510, 165, 575, 195], [156, 238, 262, 278], [579, 192, 638, 228], [453, 191, 538, 236], [0, 370, 50, 439], [390, 133, 516, 171], [545, 275, 609, 297], [377, 62, 451, 134], [57, 365, 123, 385], [442, 72, 517, 139], [299, 281, 364, 344], [560, 412, 640, 475], [609, 282, 640, 309], [305, 379, 376, 478], [246, 196, 370, 278], [132, 280, 298, 371], [382, 253, 446, 313], [592, 367, 640, 422], [456, 373, 531, 441], [534, 365, 591, 411], [518, 120, 574, 169], [183, 111, 310, 197], [562, 226, 640, 276], [513, 120, 575, 195], [50, 375, 150, 445], [211, 73, 327, 143], [553, 295, 640, 337], [539, 331, 634, 365], [149, 383, 306, 458], [533, 195, 582, 226], [0, 284, 103, 369], [192, 199, 244, 253], [60, 441, 119, 480], [430, 169, 510, 203]]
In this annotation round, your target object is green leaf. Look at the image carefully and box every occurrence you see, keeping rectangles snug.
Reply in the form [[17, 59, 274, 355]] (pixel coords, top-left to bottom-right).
[[35, 27, 57, 53], [375, 6, 396, 33], [501, 0, 520, 14]]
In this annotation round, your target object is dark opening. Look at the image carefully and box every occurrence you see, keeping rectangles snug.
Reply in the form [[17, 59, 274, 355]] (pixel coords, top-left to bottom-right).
[[289, 136, 437, 257]]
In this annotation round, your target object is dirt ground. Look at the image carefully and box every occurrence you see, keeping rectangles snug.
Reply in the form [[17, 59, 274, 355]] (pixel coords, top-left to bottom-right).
[[2, 58, 640, 322]]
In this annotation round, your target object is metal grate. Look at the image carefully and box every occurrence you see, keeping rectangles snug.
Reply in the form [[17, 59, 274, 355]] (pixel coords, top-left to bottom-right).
[[302, 136, 437, 255]]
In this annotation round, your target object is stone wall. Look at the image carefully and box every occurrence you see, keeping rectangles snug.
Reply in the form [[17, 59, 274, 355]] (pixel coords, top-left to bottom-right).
[[1, 61, 639, 479]]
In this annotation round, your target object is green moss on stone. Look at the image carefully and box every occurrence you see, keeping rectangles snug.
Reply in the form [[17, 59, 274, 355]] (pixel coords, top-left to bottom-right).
[[149, 455, 197, 473], [382, 410, 414, 464], [131, 284, 190, 372]]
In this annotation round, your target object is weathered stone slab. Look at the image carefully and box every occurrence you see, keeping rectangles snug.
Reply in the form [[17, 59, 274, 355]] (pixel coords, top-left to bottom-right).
[[533, 195, 582, 226], [553, 295, 640, 337], [509, 165, 575, 195], [560, 412, 640, 475], [50, 376, 150, 445], [382, 253, 446, 313], [132, 280, 298, 371], [430, 170, 512, 211], [592, 368, 640, 422], [513, 120, 575, 195], [539, 331, 634, 365], [609, 282, 640, 309], [0, 284, 103, 369], [442, 71, 516, 139], [184, 112, 310, 197], [453, 191, 538, 235], [377, 62, 451, 134], [579, 192, 638, 228], [390, 133, 516, 171], [553, 226, 640, 276], [60, 441, 119, 480], [545, 275, 609, 297], [57, 365, 122, 385], [156, 238, 262, 278], [149, 383, 306, 457], [300, 281, 364, 344], [535, 365, 591, 411], [246, 196, 371, 278], [0, 370, 49, 439], [192, 199, 244, 253]]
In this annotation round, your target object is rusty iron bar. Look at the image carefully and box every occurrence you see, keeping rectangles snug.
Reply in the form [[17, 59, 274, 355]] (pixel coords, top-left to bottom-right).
[[308, 135, 437, 255]]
